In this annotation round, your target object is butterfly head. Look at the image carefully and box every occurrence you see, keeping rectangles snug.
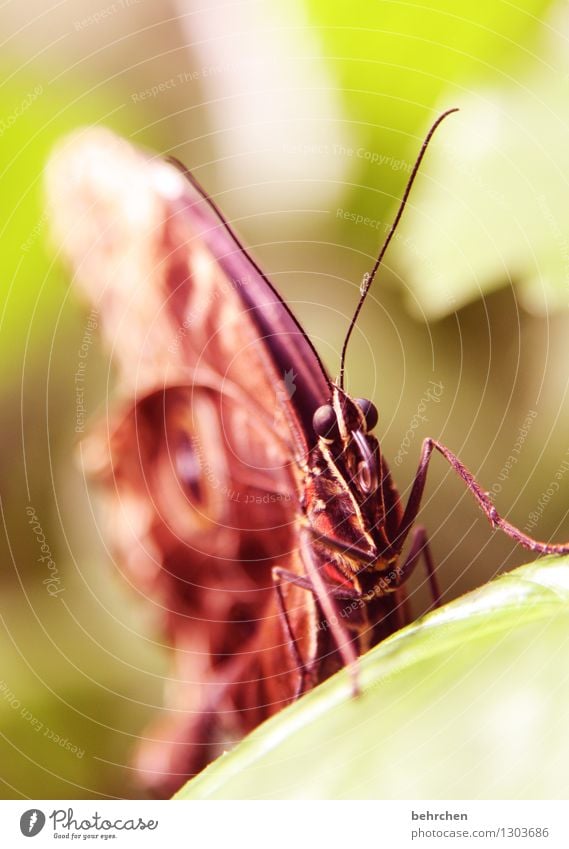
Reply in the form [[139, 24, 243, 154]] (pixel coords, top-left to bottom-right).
[[312, 387, 379, 496]]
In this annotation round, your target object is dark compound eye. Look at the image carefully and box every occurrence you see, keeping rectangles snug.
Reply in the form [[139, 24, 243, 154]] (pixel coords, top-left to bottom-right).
[[313, 404, 340, 442], [355, 398, 379, 432]]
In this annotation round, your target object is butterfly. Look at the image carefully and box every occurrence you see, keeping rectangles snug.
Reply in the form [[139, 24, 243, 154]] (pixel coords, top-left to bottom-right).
[[46, 109, 569, 797]]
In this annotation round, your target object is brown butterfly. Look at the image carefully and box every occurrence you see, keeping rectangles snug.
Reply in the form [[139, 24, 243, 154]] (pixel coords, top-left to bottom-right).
[[46, 109, 569, 797]]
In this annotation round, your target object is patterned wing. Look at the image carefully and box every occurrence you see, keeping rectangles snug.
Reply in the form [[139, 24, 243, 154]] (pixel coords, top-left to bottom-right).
[[46, 129, 333, 795]]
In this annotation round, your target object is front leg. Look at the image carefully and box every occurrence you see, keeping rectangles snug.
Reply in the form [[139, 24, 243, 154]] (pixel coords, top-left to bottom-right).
[[272, 567, 314, 699], [393, 438, 569, 556], [299, 530, 361, 695], [273, 533, 363, 697], [272, 564, 352, 699]]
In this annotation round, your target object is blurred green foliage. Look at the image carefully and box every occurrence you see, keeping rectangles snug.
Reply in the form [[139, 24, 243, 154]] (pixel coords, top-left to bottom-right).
[[400, 61, 569, 315], [0, 71, 131, 381], [0, 70, 165, 798], [304, 0, 552, 255]]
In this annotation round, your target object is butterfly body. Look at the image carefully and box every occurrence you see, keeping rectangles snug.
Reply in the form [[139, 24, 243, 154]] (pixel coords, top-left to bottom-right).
[[44, 129, 429, 790], [47, 113, 569, 796]]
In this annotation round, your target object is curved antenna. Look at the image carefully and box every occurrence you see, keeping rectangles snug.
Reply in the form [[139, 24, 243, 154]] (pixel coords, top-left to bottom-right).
[[338, 108, 459, 390]]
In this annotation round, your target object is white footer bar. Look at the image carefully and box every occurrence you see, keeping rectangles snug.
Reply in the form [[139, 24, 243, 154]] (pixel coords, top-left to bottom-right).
[[1, 800, 568, 848]]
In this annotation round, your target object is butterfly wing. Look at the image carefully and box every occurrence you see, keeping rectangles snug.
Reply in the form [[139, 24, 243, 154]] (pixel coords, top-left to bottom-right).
[[46, 128, 334, 795]]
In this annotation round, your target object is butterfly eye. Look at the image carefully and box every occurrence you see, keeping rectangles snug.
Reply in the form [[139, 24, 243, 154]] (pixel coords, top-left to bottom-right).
[[313, 404, 340, 442], [355, 398, 379, 432]]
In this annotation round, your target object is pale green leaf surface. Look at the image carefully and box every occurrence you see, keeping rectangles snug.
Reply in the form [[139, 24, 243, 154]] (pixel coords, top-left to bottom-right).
[[0, 70, 135, 386], [302, 0, 554, 257], [396, 20, 569, 317], [176, 557, 569, 799]]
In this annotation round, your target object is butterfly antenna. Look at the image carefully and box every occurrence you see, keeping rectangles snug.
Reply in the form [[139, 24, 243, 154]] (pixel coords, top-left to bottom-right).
[[338, 108, 459, 390]]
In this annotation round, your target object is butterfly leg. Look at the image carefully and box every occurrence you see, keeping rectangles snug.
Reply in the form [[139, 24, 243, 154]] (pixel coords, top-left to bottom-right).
[[273, 567, 362, 600], [272, 567, 314, 698], [304, 528, 375, 566], [394, 438, 569, 556], [273, 542, 362, 697], [272, 564, 363, 697], [394, 525, 442, 609], [299, 530, 361, 695]]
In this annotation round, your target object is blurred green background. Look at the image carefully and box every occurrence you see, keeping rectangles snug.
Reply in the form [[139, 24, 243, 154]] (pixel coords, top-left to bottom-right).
[[1, 0, 568, 798]]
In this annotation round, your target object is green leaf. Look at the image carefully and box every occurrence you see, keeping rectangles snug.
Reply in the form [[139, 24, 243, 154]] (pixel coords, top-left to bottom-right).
[[302, 0, 554, 255], [396, 18, 569, 317], [308, 0, 551, 121], [176, 556, 569, 799], [0, 70, 135, 388]]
